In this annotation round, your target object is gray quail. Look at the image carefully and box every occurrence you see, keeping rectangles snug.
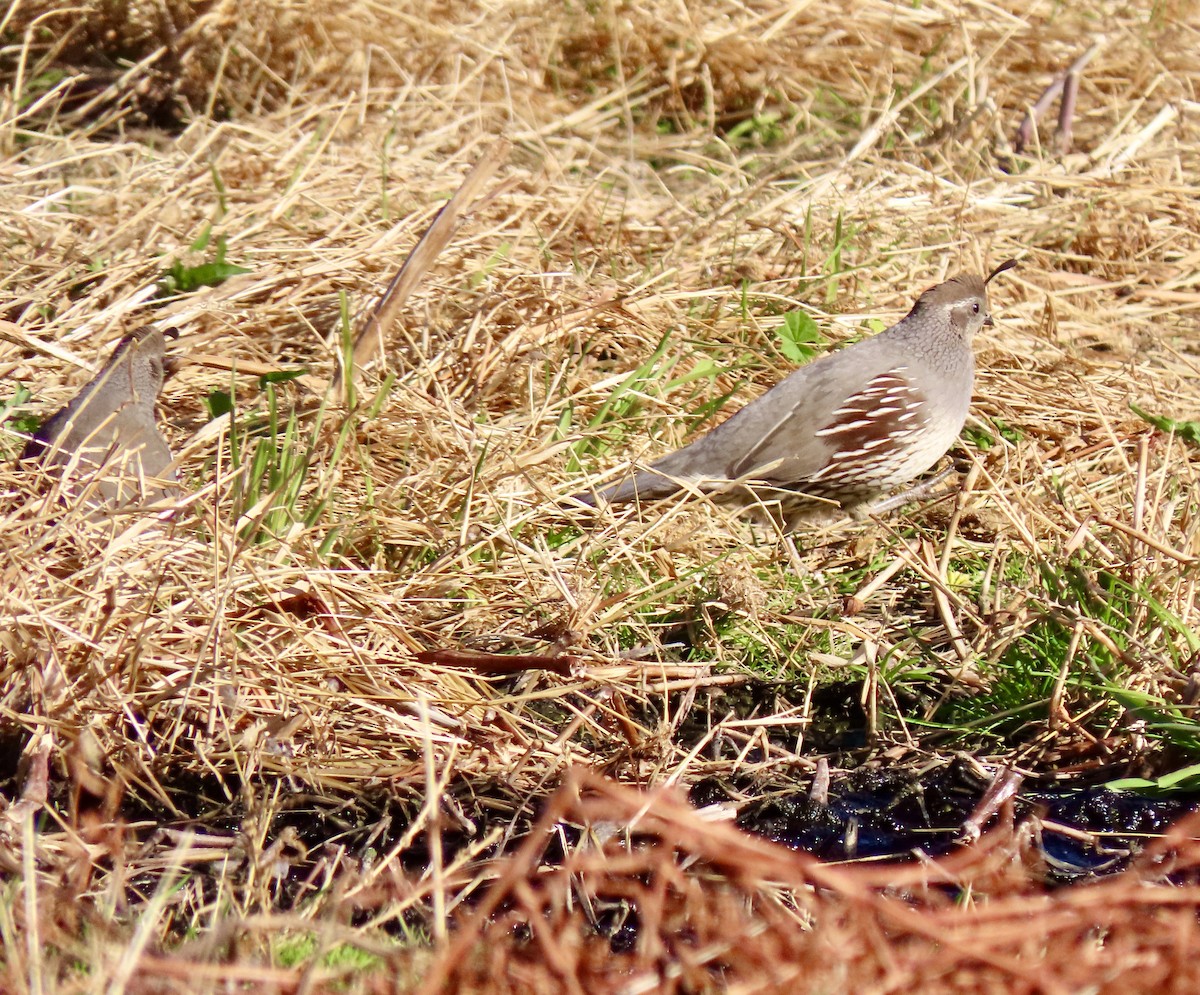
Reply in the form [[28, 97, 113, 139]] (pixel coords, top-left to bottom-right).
[[572, 261, 1015, 529], [21, 326, 177, 505]]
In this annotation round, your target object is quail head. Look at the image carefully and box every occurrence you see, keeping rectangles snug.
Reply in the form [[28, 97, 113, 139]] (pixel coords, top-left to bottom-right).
[[21, 326, 177, 505], [572, 261, 1015, 529]]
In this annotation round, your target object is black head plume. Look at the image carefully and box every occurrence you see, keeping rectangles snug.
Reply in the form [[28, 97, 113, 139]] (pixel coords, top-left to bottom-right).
[[985, 259, 1018, 285]]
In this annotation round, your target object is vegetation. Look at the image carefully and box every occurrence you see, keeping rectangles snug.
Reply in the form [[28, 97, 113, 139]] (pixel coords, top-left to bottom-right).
[[3, 0, 1200, 990]]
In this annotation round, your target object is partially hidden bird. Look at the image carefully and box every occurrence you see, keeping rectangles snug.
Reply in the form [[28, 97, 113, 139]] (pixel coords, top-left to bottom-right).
[[572, 261, 1016, 530], [21, 326, 177, 505]]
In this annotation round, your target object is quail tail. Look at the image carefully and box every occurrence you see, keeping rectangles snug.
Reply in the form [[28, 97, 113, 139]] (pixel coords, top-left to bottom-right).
[[570, 469, 683, 507]]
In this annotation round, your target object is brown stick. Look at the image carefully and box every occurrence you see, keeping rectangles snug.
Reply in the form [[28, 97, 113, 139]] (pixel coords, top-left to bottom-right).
[[413, 647, 580, 678], [1014, 42, 1103, 154], [351, 137, 511, 369]]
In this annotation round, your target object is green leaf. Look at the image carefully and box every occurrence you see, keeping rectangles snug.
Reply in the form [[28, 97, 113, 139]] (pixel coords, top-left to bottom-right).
[[725, 112, 784, 147], [775, 311, 823, 363], [205, 389, 233, 419], [1105, 777, 1159, 792], [1157, 762, 1200, 789], [259, 369, 308, 388], [1131, 402, 1200, 447], [962, 426, 994, 450], [1, 384, 39, 438], [665, 357, 720, 389], [158, 234, 250, 297], [1108, 762, 1200, 795], [992, 417, 1023, 443], [173, 259, 249, 292], [468, 241, 511, 288], [189, 222, 214, 254]]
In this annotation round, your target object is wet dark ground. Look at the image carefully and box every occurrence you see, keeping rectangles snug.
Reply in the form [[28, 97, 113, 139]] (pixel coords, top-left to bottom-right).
[[702, 763, 1197, 880], [36, 749, 1192, 913], [4, 676, 1199, 945]]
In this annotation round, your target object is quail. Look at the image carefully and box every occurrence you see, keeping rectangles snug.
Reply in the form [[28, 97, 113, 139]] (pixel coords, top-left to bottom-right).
[[572, 261, 1015, 529], [21, 326, 177, 505]]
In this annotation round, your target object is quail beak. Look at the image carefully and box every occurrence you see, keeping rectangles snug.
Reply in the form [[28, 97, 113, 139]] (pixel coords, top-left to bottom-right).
[[983, 313, 994, 328]]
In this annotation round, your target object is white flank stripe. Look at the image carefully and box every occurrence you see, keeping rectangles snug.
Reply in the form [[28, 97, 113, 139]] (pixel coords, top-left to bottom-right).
[[816, 418, 872, 436]]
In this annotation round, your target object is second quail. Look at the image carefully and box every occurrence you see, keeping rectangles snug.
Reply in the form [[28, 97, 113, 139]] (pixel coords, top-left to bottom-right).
[[22, 326, 177, 505]]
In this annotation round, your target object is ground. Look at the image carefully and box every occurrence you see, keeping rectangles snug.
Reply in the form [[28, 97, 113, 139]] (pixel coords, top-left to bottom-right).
[[3, 0, 1200, 991]]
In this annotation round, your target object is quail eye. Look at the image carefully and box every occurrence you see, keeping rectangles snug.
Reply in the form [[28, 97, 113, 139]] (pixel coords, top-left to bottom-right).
[[972, 301, 979, 314]]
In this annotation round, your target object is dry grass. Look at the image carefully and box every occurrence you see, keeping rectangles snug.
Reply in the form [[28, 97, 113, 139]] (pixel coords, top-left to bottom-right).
[[418, 770, 1200, 994], [3, 0, 1200, 989]]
